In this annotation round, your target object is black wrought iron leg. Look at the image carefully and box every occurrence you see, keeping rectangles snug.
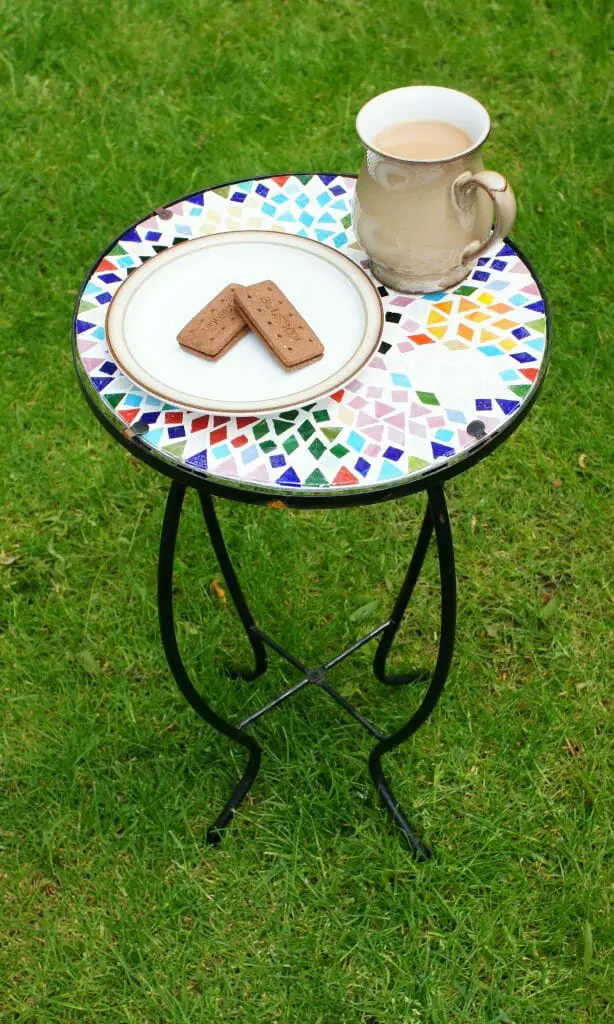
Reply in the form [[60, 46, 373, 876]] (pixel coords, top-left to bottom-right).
[[158, 481, 263, 844], [197, 488, 267, 682], [373, 497, 434, 685], [369, 484, 456, 860]]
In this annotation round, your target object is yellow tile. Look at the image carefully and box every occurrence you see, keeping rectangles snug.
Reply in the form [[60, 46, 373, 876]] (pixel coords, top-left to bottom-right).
[[467, 310, 490, 323], [478, 292, 494, 305], [494, 318, 516, 330], [435, 300, 453, 314], [428, 310, 446, 325], [429, 325, 448, 339], [499, 339, 517, 352]]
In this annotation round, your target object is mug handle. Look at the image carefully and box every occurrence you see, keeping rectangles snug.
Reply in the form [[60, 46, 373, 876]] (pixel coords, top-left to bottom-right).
[[454, 170, 517, 263]]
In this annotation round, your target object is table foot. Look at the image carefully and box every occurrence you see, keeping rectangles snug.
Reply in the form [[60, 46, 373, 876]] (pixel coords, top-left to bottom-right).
[[369, 750, 431, 861], [159, 481, 263, 841], [206, 744, 261, 845]]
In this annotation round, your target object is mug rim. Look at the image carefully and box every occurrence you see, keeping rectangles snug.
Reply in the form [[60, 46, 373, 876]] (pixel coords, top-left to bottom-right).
[[356, 85, 491, 165]]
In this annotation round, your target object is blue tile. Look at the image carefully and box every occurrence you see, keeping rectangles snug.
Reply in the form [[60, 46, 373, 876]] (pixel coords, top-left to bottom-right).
[[121, 228, 141, 243], [431, 441, 455, 458], [512, 326, 530, 340], [511, 352, 536, 363], [186, 449, 208, 470], [95, 292, 112, 305], [99, 272, 121, 283], [241, 445, 258, 465], [347, 431, 365, 452], [231, 192, 247, 203], [496, 398, 521, 414], [276, 467, 301, 486], [270, 454, 286, 468], [168, 425, 185, 439], [256, 183, 269, 197], [383, 445, 403, 461], [355, 457, 370, 476], [476, 398, 492, 411], [212, 443, 230, 459], [145, 230, 162, 242], [124, 393, 143, 408], [491, 259, 507, 271]]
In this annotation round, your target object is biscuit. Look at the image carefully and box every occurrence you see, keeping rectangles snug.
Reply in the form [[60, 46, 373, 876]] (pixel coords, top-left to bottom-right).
[[178, 284, 248, 359], [235, 281, 324, 370]]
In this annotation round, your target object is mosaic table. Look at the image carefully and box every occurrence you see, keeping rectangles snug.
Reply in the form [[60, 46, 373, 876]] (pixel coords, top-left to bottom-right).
[[74, 173, 550, 860]]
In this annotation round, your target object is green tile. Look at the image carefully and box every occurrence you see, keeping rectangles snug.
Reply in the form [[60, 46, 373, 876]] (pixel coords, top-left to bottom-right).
[[342, 213, 352, 228], [162, 441, 186, 459], [408, 456, 429, 472], [106, 393, 125, 408], [510, 384, 531, 397], [416, 391, 439, 406], [298, 420, 315, 441], [322, 427, 341, 442], [308, 438, 326, 460], [273, 418, 292, 435], [214, 185, 231, 199], [454, 285, 477, 295], [330, 443, 349, 458], [304, 468, 328, 487], [526, 318, 546, 332], [279, 409, 299, 421], [259, 440, 276, 453], [283, 435, 299, 455], [253, 421, 269, 440], [313, 409, 330, 423]]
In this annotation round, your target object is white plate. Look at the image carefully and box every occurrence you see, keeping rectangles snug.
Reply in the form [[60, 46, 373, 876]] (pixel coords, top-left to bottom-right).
[[105, 230, 383, 415]]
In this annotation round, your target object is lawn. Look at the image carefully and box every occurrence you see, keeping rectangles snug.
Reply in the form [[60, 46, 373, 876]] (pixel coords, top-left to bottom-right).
[[1, 0, 612, 1020]]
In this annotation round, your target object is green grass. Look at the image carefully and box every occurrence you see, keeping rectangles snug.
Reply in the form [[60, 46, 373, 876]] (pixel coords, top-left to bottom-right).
[[1, 0, 613, 1020]]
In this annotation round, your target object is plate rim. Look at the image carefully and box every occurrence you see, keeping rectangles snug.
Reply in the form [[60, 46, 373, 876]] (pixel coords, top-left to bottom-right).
[[105, 229, 384, 415]]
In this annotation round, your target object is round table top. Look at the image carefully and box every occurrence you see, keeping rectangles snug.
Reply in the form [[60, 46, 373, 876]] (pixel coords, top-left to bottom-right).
[[74, 173, 550, 506]]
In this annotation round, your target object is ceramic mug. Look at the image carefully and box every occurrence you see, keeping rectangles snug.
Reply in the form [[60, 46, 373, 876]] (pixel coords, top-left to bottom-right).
[[352, 85, 516, 294]]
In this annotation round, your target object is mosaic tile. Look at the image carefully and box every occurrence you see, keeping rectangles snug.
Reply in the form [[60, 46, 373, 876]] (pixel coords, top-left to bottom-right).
[[75, 174, 548, 495]]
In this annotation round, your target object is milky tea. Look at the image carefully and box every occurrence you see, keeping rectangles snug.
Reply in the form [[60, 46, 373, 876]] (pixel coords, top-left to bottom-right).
[[373, 119, 473, 161]]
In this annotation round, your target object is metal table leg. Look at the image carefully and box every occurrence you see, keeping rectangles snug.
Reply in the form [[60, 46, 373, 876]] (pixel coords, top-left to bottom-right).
[[369, 485, 456, 860], [157, 481, 265, 844]]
